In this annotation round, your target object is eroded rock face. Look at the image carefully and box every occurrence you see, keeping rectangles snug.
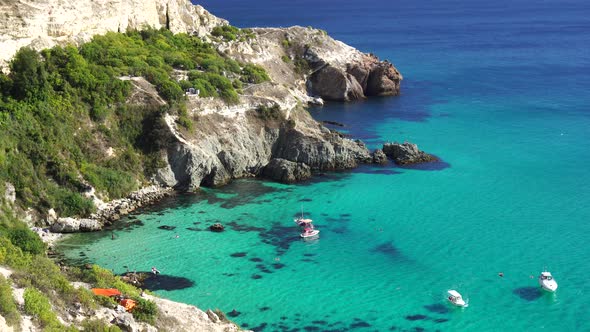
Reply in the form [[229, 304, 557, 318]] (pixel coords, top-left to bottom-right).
[[262, 158, 312, 183], [50, 217, 101, 232], [382, 142, 437, 165], [308, 65, 365, 101], [159, 101, 374, 190], [50, 218, 80, 233], [366, 61, 402, 96], [307, 56, 401, 101], [372, 149, 388, 164]]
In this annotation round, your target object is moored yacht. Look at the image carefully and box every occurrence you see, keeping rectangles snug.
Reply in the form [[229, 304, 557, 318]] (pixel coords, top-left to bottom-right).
[[296, 218, 320, 238], [538, 271, 558, 292]]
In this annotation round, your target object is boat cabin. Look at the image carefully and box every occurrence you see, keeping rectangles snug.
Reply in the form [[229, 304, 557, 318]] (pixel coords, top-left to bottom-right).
[[540, 272, 553, 280]]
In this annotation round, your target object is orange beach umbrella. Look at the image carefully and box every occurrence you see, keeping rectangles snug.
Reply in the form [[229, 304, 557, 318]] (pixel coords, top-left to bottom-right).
[[91, 288, 121, 297]]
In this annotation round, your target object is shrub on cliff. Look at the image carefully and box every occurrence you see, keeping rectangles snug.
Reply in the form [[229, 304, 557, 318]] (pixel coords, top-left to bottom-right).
[[81, 163, 137, 200], [23, 287, 63, 329], [133, 297, 158, 324], [7, 227, 45, 255], [0, 275, 21, 328], [256, 104, 282, 120], [241, 64, 271, 84]]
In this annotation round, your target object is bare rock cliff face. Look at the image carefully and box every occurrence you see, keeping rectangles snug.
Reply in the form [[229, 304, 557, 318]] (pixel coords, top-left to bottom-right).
[[157, 94, 373, 189], [0, 0, 226, 68]]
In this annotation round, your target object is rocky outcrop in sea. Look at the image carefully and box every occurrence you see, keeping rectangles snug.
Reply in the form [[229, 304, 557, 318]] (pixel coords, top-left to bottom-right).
[[382, 142, 437, 165]]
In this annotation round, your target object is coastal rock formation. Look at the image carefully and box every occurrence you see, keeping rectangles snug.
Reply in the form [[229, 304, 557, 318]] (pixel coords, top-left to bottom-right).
[[382, 142, 437, 165], [0, 0, 226, 69], [307, 65, 365, 101], [307, 56, 402, 101], [218, 26, 402, 102], [372, 149, 388, 164], [50, 217, 101, 232], [90, 185, 172, 224], [262, 158, 312, 183], [157, 91, 374, 190]]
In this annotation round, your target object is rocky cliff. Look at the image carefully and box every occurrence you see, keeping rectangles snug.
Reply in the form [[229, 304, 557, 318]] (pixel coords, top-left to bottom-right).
[[0, 0, 226, 69], [156, 84, 373, 190], [220, 26, 402, 101]]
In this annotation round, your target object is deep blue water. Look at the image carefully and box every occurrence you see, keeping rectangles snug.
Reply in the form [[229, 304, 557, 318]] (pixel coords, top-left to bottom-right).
[[59, 0, 590, 331]]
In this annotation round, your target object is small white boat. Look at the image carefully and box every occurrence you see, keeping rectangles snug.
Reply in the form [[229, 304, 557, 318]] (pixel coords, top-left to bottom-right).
[[296, 218, 320, 238], [447, 290, 467, 307], [538, 271, 558, 292], [294, 208, 319, 238]]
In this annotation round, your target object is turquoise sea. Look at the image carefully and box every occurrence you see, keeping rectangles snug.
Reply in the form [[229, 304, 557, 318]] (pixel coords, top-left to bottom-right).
[[58, 0, 590, 330]]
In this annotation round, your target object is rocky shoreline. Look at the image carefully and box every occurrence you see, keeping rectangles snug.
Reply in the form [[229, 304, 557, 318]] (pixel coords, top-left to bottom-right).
[[48, 185, 173, 234]]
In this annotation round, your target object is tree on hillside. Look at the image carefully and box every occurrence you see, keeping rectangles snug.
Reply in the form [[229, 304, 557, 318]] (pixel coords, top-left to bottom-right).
[[9, 48, 49, 101]]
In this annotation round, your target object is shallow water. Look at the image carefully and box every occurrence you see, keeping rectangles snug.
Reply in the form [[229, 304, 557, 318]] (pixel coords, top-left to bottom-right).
[[58, 0, 590, 330]]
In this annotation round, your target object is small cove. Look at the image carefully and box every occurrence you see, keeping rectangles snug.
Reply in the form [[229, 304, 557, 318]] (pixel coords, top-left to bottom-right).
[[58, 0, 590, 330]]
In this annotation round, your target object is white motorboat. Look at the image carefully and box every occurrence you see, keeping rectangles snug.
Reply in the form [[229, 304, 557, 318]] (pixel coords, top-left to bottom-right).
[[294, 208, 319, 238], [296, 218, 320, 238], [447, 290, 468, 307], [538, 271, 558, 292]]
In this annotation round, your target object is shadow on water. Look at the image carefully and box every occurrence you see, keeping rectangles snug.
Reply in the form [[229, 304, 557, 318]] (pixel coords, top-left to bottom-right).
[[141, 273, 195, 291], [513, 287, 543, 301], [259, 223, 300, 256], [395, 156, 451, 171], [352, 164, 401, 176], [405, 314, 428, 321], [423, 303, 450, 314], [371, 241, 410, 263]]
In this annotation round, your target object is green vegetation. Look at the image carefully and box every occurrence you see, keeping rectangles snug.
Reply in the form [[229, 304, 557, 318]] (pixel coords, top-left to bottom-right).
[[0, 26, 271, 329], [186, 71, 240, 104], [132, 297, 158, 324], [0, 28, 270, 217], [0, 274, 21, 328], [0, 209, 156, 329], [70, 265, 157, 324], [24, 287, 62, 329], [211, 25, 255, 42], [241, 64, 270, 84], [7, 227, 46, 255], [294, 57, 311, 75], [255, 104, 282, 120]]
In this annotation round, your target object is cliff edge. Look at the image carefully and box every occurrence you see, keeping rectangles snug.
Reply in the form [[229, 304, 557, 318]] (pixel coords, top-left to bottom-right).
[[0, 0, 226, 69]]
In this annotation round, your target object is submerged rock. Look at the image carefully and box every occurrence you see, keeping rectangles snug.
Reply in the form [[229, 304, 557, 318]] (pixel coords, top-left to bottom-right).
[[262, 158, 312, 183], [210, 223, 225, 232], [382, 142, 437, 165]]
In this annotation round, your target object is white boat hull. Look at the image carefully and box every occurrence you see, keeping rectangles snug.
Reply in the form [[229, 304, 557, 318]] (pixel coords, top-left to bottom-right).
[[448, 298, 467, 307], [300, 230, 320, 238], [539, 279, 558, 292], [447, 290, 467, 307]]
